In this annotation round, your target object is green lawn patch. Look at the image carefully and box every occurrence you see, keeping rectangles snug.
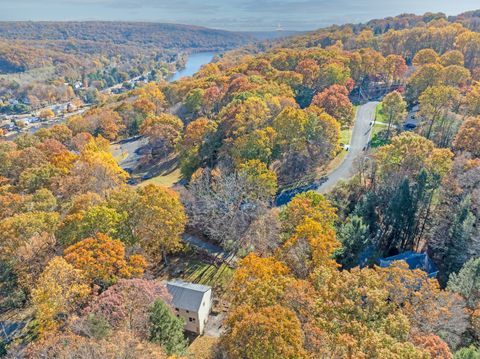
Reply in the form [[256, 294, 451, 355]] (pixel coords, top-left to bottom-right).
[[167, 257, 234, 293], [137, 168, 182, 188], [184, 260, 233, 286], [340, 127, 353, 146], [375, 102, 386, 123], [370, 123, 391, 148]]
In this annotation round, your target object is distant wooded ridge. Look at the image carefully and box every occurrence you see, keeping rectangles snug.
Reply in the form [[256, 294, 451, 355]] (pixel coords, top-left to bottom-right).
[[0, 21, 254, 49]]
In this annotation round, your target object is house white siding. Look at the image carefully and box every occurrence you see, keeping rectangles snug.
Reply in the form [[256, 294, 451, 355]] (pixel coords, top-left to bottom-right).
[[175, 307, 200, 333], [197, 289, 212, 334], [168, 281, 213, 335]]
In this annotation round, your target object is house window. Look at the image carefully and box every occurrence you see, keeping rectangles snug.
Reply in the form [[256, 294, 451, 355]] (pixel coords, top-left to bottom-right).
[[176, 314, 180, 318], [175, 307, 179, 311], [189, 317, 196, 322]]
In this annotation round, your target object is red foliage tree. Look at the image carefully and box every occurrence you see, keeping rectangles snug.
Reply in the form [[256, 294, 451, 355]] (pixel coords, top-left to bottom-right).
[[84, 279, 171, 339], [311, 84, 355, 127]]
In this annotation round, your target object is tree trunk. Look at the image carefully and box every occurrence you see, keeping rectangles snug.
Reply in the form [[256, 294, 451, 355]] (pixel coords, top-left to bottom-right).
[[426, 118, 435, 139], [162, 246, 168, 267], [386, 114, 393, 139]]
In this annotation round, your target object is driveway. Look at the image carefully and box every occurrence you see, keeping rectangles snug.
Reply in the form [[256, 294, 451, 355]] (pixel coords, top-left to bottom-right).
[[204, 312, 226, 337], [182, 233, 235, 263], [111, 135, 148, 172], [317, 101, 378, 193]]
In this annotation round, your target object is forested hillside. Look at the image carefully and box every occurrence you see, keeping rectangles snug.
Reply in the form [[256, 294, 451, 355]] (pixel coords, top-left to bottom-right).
[[0, 21, 252, 73], [0, 22, 252, 47], [0, 22, 252, 113], [0, 10, 479, 359]]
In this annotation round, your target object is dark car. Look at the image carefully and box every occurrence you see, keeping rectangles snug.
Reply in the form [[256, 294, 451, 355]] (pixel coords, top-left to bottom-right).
[[141, 173, 154, 180], [127, 178, 140, 185], [403, 123, 417, 130]]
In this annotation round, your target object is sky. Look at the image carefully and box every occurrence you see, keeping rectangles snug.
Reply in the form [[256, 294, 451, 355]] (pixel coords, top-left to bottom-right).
[[1, 0, 480, 31]]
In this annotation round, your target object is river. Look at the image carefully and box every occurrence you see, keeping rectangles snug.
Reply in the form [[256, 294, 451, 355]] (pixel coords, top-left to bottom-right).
[[169, 52, 217, 82], [6, 51, 217, 138]]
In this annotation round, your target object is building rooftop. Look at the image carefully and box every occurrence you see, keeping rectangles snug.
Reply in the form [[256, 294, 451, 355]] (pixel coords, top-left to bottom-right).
[[167, 280, 212, 312], [379, 251, 438, 278]]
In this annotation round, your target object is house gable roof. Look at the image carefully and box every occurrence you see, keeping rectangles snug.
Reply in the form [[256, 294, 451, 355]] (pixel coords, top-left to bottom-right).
[[379, 251, 439, 278], [167, 280, 211, 312]]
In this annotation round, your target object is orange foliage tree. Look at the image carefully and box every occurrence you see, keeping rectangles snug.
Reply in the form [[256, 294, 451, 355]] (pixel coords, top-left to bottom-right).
[[453, 117, 480, 158], [221, 304, 307, 359], [311, 84, 354, 127], [64, 233, 146, 287]]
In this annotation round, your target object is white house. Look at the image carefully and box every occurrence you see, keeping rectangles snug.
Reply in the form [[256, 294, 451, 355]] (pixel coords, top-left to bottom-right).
[[166, 280, 212, 335]]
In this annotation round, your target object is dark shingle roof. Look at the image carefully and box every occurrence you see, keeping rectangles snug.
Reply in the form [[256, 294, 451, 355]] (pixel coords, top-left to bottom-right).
[[379, 251, 438, 278], [167, 280, 211, 312]]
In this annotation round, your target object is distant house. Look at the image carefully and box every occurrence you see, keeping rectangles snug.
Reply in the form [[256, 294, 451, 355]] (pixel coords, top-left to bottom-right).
[[379, 251, 439, 278], [166, 280, 212, 335]]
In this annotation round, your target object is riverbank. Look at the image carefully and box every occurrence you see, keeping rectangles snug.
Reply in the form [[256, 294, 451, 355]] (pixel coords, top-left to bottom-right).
[[169, 52, 218, 82], [3, 51, 218, 140]]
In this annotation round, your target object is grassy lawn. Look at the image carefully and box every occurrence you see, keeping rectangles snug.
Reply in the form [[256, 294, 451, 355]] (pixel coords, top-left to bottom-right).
[[166, 255, 234, 292], [375, 102, 386, 123], [369, 103, 394, 148], [182, 259, 234, 290], [136, 167, 182, 187], [370, 123, 391, 148], [372, 122, 386, 137], [340, 127, 353, 146], [354, 104, 359, 116]]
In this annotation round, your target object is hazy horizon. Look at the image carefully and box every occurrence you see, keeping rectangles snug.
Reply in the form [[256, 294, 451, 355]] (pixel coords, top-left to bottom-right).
[[1, 0, 479, 31]]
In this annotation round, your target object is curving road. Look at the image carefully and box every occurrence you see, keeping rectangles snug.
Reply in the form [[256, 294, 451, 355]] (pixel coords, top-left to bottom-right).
[[317, 101, 378, 193]]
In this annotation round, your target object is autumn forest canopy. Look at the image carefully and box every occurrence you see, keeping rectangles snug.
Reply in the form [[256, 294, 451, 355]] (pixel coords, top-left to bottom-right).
[[0, 8, 480, 359], [0, 22, 253, 114]]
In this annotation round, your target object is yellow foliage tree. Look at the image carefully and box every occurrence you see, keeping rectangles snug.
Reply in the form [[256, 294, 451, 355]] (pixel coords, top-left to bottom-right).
[[283, 217, 339, 276], [229, 253, 291, 308], [453, 117, 480, 158], [31, 257, 90, 334], [38, 108, 55, 120], [280, 191, 337, 237], [135, 184, 187, 262]]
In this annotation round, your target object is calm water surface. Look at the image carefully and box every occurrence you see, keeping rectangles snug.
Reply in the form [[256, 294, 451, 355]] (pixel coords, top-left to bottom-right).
[[169, 52, 217, 82]]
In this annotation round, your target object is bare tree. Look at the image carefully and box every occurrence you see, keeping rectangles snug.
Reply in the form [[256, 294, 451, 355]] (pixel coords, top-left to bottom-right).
[[182, 169, 275, 254]]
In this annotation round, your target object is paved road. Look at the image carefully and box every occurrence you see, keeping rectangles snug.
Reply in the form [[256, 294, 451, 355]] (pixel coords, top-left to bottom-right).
[[317, 101, 378, 193], [111, 135, 149, 171]]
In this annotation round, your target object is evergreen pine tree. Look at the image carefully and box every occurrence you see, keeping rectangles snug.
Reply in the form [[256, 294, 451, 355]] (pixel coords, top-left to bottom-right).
[[439, 196, 476, 284], [336, 215, 370, 269], [448, 257, 480, 309], [149, 299, 187, 355]]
